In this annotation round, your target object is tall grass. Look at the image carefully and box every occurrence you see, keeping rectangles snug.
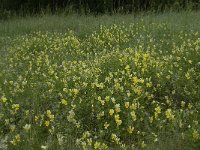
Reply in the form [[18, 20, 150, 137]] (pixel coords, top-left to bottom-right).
[[1, 10, 200, 37]]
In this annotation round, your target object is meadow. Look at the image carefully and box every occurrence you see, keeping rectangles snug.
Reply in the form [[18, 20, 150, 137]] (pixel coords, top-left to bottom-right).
[[0, 11, 200, 150]]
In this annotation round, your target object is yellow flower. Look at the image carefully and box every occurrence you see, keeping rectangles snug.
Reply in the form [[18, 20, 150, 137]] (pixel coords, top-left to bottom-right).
[[130, 103, 137, 110], [125, 65, 130, 70], [10, 139, 17, 145], [94, 141, 100, 149], [109, 109, 114, 116], [111, 97, 116, 104], [181, 101, 185, 107], [146, 82, 152, 87], [81, 141, 86, 150], [131, 111, 137, 121], [155, 106, 161, 114], [165, 109, 175, 121], [133, 86, 142, 95], [116, 119, 122, 126], [115, 114, 122, 126], [47, 110, 54, 121], [149, 116, 154, 123], [125, 102, 129, 109], [45, 121, 50, 127], [1, 96, 7, 103], [188, 60, 192, 64], [61, 99, 68, 105], [35, 116, 39, 122], [72, 88, 79, 95], [97, 111, 104, 119], [15, 134, 21, 142], [121, 144, 126, 149], [63, 88, 68, 93], [141, 141, 146, 148], [115, 104, 121, 113], [111, 133, 120, 144], [188, 103, 192, 109], [154, 106, 161, 119], [98, 96, 101, 101], [82, 131, 91, 139], [185, 72, 190, 79], [104, 122, 110, 129], [133, 76, 139, 85], [12, 104, 20, 111], [102, 143, 108, 149], [47, 110, 51, 116], [23, 124, 31, 132], [105, 96, 110, 102], [87, 138, 92, 146], [114, 114, 120, 120], [100, 100, 105, 106], [50, 115, 54, 121], [127, 126, 134, 134]]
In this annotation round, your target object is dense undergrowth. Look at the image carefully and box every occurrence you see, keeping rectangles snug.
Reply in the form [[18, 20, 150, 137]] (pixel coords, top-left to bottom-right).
[[0, 16, 200, 150]]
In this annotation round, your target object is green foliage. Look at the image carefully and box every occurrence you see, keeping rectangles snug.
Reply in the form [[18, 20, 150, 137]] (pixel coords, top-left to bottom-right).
[[0, 0, 200, 16]]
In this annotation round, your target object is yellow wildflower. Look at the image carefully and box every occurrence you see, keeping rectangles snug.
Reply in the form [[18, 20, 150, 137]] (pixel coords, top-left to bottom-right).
[[125, 102, 129, 109], [23, 124, 31, 132], [109, 109, 114, 116], [115, 104, 121, 113], [131, 111, 137, 121], [45, 121, 50, 127], [104, 122, 110, 129], [94, 141, 100, 149], [61, 99, 68, 105], [165, 109, 175, 121], [127, 126, 134, 134]]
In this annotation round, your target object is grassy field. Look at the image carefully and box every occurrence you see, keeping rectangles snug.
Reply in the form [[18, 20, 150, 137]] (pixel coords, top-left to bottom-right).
[[0, 11, 200, 150]]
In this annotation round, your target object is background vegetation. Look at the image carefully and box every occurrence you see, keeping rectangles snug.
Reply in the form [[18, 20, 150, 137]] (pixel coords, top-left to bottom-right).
[[1, 0, 200, 17]]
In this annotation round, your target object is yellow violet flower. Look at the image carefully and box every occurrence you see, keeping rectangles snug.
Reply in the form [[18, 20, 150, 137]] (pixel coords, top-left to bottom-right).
[[109, 109, 114, 116], [105, 96, 110, 102], [45, 121, 50, 127], [125, 102, 130, 109], [188, 103, 192, 109], [94, 141, 100, 149], [1, 96, 7, 103], [127, 126, 134, 134], [165, 109, 175, 121], [181, 101, 185, 107], [131, 111, 137, 121], [104, 122, 110, 129], [115, 104, 121, 113], [23, 124, 31, 132], [15, 134, 21, 142], [61, 99, 68, 105]]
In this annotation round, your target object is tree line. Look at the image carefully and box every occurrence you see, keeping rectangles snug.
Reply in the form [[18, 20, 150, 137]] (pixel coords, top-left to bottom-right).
[[1, 0, 200, 14]]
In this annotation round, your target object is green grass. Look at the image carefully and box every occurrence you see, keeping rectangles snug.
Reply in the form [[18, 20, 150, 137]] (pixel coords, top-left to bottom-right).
[[0, 11, 200, 150], [1, 10, 200, 37]]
